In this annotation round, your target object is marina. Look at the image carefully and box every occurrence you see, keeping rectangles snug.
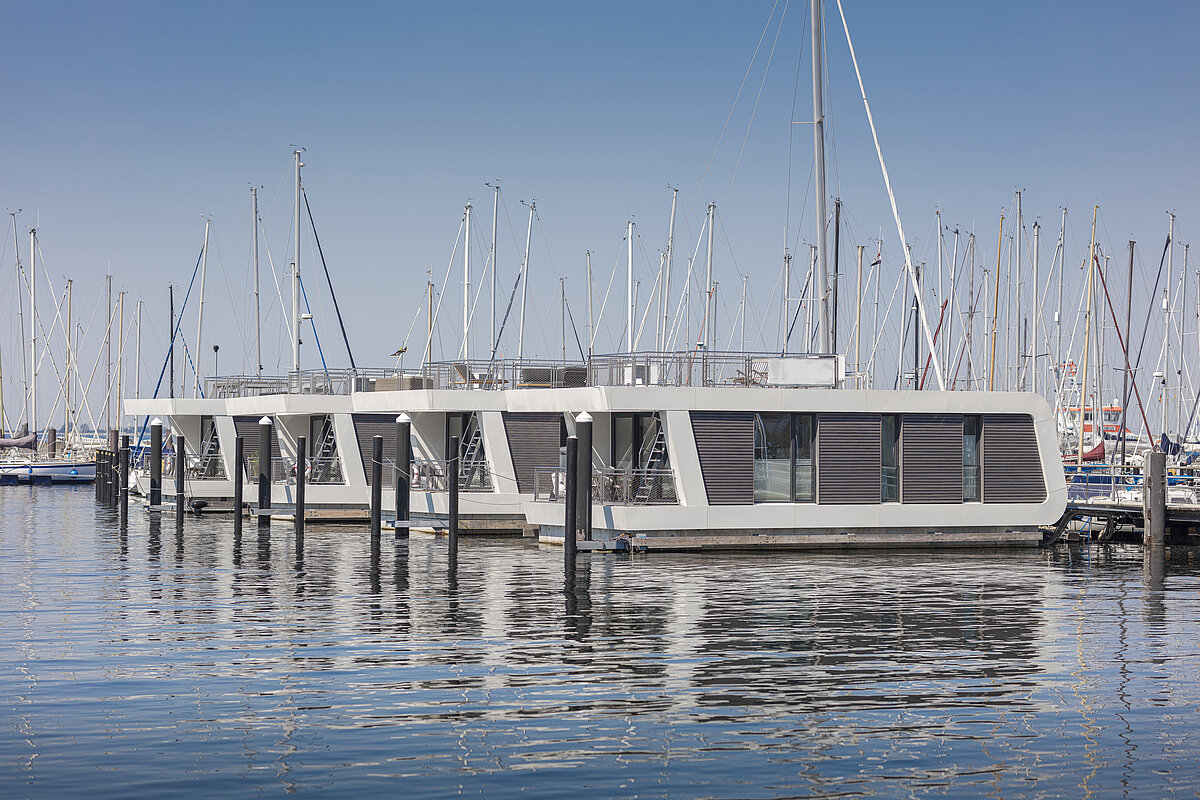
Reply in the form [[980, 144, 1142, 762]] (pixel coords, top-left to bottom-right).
[[4, 0, 1200, 795]]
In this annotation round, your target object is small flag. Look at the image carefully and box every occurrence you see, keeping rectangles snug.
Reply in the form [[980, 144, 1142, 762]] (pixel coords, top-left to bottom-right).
[[390, 347, 407, 357]]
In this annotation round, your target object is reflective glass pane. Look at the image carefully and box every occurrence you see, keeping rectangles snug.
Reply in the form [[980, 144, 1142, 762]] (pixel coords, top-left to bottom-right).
[[755, 413, 792, 502]]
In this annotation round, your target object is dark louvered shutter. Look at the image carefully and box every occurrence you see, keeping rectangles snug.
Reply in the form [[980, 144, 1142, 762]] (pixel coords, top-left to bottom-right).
[[901, 414, 964, 503], [502, 412, 562, 493], [818, 413, 881, 504], [352, 414, 400, 486], [689, 411, 753, 505], [233, 416, 281, 465], [982, 414, 1047, 503]]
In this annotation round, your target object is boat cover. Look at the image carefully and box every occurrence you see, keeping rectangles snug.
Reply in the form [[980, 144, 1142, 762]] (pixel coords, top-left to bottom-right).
[[0, 434, 37, 450], [1063, 440, 1105, 463]]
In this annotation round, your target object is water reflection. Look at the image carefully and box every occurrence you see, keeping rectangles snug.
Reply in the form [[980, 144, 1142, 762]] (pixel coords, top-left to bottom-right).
[[2, 490, 1200, 798]]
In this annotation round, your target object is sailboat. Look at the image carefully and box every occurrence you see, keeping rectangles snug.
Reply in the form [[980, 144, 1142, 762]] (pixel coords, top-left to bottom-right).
[[0, 224, 96, 485]]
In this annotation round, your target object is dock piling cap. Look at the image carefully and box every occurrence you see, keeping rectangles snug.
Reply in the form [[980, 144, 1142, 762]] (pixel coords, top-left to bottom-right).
[[259, 416, 272, 425], [151, 418, 162, 426], [577, 411, 593, 423], [397, 413, 411, 424]]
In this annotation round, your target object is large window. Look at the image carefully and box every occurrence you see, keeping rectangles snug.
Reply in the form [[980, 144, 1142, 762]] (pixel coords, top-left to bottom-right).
[[881, 414, 900, 502], [963, 415, 981, 502], [753, 413, 815, 502]]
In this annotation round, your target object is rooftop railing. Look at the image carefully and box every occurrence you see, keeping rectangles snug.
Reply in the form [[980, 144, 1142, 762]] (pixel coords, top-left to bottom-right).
[[200, 352, 840, 397]]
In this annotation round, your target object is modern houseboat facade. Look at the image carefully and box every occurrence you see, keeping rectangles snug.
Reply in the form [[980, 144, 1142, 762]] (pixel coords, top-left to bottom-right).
[[125, 352, 1066, 549]]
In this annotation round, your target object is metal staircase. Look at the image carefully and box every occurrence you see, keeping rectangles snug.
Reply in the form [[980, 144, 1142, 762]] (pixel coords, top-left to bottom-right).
[[634, 415, 669, 503], [461, 414, 488, 489]]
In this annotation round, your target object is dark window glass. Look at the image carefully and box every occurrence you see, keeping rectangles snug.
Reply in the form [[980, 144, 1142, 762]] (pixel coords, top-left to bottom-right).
[[794, 414, 815, 502], [963, 415, 981, 502], [881, 415, 900, 502], [754, 413, 792, 502], [613, 414, 636, 469]]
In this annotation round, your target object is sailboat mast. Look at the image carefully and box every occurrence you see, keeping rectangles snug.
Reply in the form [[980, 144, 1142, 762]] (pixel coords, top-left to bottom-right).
[[30, 228, 37, 439], [65, 280, 72, 441], [463, 202, 472, 360], [1032, 221, 1040, 395], [252, 186, 262, 377], [705, 203, 715, 349], [1077, 205, 1098, 465], [662, 188, 677, 351], [117, 291, 125, 431], [586, 251, 594, 358], [292, 149, 303, 373], [853, 245, 864, 376], [1164, 212, 1175, 440], [135, 300, 142, 403], [811, 0, 830, 353], [106, 272, 111, 427], [627, 220, 636, 354], [490, 185, 499, 353], [195, 218, 210, 397], [781, 251, 791, 354], [518, 201, 534, 359], [988, 215, 1003, 391]]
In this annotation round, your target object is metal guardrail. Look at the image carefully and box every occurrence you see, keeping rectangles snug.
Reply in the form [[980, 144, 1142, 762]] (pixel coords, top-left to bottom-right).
[[202, 352, 840, 396], [533, 466, 678, 504], [406, 458, 492, 492], [419, 360, 588, 390]]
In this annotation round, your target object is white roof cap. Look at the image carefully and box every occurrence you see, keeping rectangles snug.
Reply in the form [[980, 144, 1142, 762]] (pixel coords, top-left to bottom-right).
[[396, 413, 412, 423], [259, 416, 272, 425], [151, 418, 162, 426], [577, 411, 593, 423]]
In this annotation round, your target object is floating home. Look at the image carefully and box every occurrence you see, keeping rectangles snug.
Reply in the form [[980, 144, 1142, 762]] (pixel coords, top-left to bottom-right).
[[125, 352, 1066, 550]]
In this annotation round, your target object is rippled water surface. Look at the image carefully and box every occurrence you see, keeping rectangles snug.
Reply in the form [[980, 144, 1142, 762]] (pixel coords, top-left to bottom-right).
[[2, 487, 1200, 798]]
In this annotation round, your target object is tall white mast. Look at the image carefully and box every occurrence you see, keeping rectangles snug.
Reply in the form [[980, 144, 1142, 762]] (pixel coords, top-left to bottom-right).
[[462, 202, 472, 359], [586, 251, 594, 357], [1032, 221, 1040, 395], [292, 149, 303, 373], [1164, 211, 1175, 438], [252, 186, 262, 377], [661, 188, 678, 351], [936, 209, 943, 367], [117, 291, 125, 429], [490, 184, 499, 352], [811, 0, 831, 353], [705, 202, 715, 349], [782, 252, 791, 354], [64, 280, 72, 441], [105, 271, 111, 426], [517, 200, 535, 359], [627, 220, 636, 354], [30, 227, 37, 438], [195, 217, 210, 397], [135, 300, 142, 400]]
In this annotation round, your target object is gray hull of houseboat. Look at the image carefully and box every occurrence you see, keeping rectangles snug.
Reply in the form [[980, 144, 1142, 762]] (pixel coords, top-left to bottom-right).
[[125, 385, 1065, 548]]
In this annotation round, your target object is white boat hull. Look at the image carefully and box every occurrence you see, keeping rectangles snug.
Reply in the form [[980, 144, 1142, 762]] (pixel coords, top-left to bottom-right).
[[0, 461, 96, 484]]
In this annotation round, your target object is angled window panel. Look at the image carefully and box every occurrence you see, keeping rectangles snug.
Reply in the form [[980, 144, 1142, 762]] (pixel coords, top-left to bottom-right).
[[690, 411, 754, 505], [502, 412, 562, 494], [352, 414, 398, 486]]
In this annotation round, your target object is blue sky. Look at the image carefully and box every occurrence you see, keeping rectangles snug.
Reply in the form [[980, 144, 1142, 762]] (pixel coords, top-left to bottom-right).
[[2, 1, 1198, 426]]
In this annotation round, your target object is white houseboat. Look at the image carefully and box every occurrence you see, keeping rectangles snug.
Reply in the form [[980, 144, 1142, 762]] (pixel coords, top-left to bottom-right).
[[124, 351, 1065, 550]]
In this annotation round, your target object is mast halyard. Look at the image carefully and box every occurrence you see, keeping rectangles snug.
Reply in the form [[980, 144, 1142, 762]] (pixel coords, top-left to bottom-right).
[[30, 227, 37, 440]]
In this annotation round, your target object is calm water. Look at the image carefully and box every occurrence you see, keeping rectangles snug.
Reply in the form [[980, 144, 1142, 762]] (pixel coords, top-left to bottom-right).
[[2, 488, 1199, 798]]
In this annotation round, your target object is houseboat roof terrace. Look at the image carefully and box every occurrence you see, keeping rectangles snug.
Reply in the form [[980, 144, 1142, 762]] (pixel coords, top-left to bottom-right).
[[202, 352, 842, 399]]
